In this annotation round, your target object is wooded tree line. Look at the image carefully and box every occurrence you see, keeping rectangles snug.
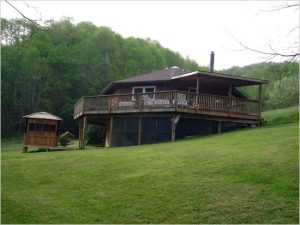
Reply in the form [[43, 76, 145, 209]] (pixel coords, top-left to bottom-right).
[[1, 18, 204, 138], [222, 61, 299, 110], [2, 18, 298, 138]]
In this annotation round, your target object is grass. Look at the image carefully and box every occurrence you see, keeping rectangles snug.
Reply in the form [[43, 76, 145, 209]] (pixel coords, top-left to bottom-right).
[[262, 106, 299, 125], [1, 107, 299, 224]]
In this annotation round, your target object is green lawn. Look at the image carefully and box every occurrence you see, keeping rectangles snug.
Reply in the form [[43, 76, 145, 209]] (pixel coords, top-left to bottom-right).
[[1, 107, 299, 224]]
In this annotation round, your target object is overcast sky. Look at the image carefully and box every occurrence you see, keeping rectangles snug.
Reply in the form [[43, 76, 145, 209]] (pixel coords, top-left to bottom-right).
[[1, 1, 299, 70]]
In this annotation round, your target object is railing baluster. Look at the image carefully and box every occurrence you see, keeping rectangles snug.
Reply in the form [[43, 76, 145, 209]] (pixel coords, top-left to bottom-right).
[[108, 96, 111, 113], [139, 93, 142, 111]]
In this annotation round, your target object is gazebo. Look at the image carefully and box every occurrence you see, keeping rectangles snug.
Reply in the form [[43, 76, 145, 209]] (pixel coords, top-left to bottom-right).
[[23, 112, 62, 152]]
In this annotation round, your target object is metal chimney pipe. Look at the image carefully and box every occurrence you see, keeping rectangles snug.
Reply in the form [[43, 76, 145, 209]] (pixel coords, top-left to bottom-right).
[[209, 51, 214, 72]]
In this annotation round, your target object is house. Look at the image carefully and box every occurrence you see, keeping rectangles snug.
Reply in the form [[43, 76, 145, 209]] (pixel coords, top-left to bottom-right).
[[23, 112, 62, 152], [74, 55, 267, 148]]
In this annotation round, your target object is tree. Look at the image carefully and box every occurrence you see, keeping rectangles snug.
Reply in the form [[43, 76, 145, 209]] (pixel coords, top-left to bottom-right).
[[2, 18, 207, 138]]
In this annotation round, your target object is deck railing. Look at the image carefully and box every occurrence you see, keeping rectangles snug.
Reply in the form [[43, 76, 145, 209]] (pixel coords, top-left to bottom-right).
[[74, 91, 260, 120]]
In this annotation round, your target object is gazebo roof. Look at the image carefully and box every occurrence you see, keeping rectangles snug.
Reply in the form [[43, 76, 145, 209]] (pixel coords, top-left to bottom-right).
[[23, 112, 62, 121]]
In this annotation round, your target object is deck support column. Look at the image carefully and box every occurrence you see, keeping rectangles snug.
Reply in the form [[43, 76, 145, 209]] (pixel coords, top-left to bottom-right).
[[79, 116, 87, 149], [104, 120, 109, 147], [79, 120, 83, 149], [22, 146, 28, 153], [218, 121, 222, 133], [138, 116, 142, 145], [171, 116, 176, 142], [105, 116, 114, 147]]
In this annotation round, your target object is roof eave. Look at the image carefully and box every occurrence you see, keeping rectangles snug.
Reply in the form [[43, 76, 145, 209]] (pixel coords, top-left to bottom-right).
[[200, 71, 268, 84], [171, 71, 268, 85], [171, 71, 199, 80]]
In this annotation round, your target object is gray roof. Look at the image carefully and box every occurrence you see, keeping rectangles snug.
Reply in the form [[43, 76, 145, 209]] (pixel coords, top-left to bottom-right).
[[102, 66, 267, 93], [116, 66, 190, 83], [23, 112, 62, 121], [102, 66, 190, 93]]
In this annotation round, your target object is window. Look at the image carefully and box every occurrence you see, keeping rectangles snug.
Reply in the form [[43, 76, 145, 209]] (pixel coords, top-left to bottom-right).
[[29, 123, 35, 131], [132, 86, 156, 94], [132, 86, 156, 100], [43, 124, 50, 132], [188, 87, 197, 93], [36, 123, 43, 132], [50, 125, 56, 133], [133, 87, 143, 94], [145, 87, 155, 93], [27, 122, 56, 133]]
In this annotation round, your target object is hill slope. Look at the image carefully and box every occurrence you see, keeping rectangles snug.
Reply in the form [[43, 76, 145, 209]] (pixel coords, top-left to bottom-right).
[[1, 108, 299, 223], [2, 18, 206, 138]]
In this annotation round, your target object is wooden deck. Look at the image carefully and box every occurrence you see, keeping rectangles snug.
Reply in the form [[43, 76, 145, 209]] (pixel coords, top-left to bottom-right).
[[74, 91, 261, 121]]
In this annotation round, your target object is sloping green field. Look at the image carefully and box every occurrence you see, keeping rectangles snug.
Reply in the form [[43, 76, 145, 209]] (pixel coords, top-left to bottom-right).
[[1, 107, 299, 224]]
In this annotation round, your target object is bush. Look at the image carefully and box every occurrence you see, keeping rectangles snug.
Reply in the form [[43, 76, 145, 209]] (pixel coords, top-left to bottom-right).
[[87, 125, 105, 146], [59, 135, 68, 146]]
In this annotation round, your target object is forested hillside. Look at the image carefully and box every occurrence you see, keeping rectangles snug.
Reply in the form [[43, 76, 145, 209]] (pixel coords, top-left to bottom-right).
[[2, 18, 298, 138], [222, 62, 299, 110], [1, 18, 205, 137]]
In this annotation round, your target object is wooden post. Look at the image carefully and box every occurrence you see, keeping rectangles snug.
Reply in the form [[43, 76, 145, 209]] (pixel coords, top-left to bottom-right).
[[171, 116, 176, 141], [196, 75, 200, 94], [108, 116, 114, 147], [82, 116, 87, 149], [23, 120, 28, 153], [218, 121, 222, 133], [78, 116, 87, 149], [138, 116, 142, 145], [228, 80, 232, 117], [196, 75, 200, 106], [105, 118, 112, 147], [258, 84, 262, 118], [174, 91, 178, 111], [79, 120, 83, 149], [228, 80, 232, 97], [22, 146, 28, 153]]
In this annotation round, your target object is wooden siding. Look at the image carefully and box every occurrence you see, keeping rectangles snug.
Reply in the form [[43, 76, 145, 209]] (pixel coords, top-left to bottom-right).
[[109, 82, 171, 95], [107, 80, 242, 98], [23, 118, 59, 148], [24, 133, 59, 147], [74, 91, 261, 121]]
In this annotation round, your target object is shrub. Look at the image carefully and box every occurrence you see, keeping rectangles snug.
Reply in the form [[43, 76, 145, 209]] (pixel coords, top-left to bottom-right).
[[59, 135, 68, 146], [87, 125, 105, 146]]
